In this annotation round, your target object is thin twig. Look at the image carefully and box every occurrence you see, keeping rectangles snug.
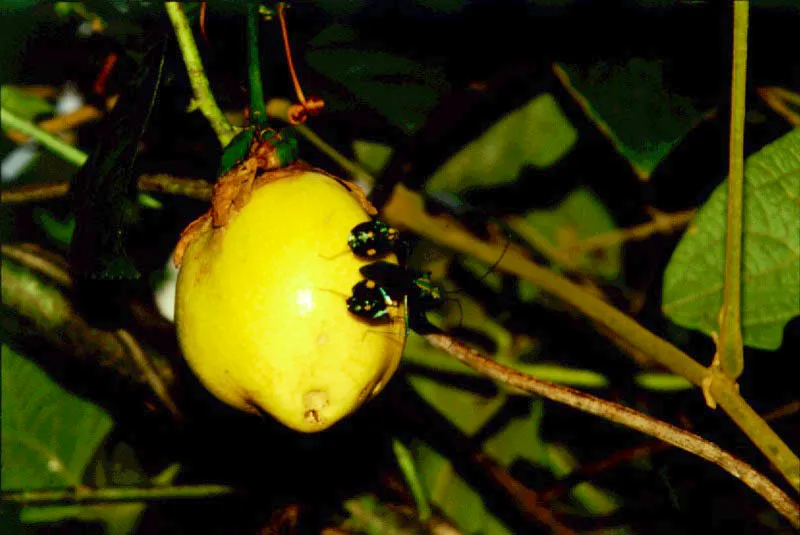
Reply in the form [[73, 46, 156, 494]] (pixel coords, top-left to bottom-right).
[[567, 208, 697, 255], [1, 107, 88, 167], [1, 174, 212, 204], [756, 86, 800, 125], [1, 484, 236, 505], [717, 0, 748, 381], [165, 2, 238, 146], [115, 329, 182, 420], [424, 333, 799, 526], [541, 400, 800, 502]]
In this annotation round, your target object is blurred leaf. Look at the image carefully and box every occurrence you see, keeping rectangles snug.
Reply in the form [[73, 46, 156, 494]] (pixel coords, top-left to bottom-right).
[[425, 93, 577, 195], [546, 444, 620, 515], [408, 375, 506, 436], [513, 364, 609, 388], [0, 86, 53, 121], [1, 345, 113, 522], [555, 59, 706, 179], [412, 440, 512, 535], [635, 373, 693, 391], [392, 438, 431, 522], [483, 401, 547, 467], [662, 128, 800, 350], [518, 187, 621, 281], [33, 209, 75, 247], [342, 494, 423, 535], [353, 139, 393, 176], [306, 47, 450, 134]]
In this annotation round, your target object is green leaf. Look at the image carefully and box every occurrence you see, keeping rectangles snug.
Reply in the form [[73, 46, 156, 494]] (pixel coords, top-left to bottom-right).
[[484, 403, 619, 515], [353, 139, 393, 176], [518, 187, 621, 281], [408, 375, 506, 436], [635, 373, 693, 392], [306, 47, 449, 134], [662, 129, 800, 350], [546, 444, 620, 515], [412, 440, 512, 535], [1, 346, 113, 489], [425, 93, 577, 195], [342, 494, 421, 535], [555, 59, 706, 179], [1, 345, 113, 522], [0, 86, 53, 121], [33, 209, 75, 247]]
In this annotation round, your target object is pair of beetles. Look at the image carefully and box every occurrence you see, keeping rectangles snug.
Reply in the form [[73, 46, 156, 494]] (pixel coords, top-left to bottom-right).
[[344, 219, 443, 334]]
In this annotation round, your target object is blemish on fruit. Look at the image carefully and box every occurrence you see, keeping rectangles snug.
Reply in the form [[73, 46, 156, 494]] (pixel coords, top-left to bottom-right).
[[303, 390, 329, 424]]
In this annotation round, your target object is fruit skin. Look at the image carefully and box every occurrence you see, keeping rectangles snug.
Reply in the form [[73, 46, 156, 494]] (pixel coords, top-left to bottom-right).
[[175, 170, 405, 432]]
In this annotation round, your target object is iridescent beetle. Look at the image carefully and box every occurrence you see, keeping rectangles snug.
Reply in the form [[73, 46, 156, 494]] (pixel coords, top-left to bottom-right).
[[347, 261, 443, 333], [347, 219, 401, 260]]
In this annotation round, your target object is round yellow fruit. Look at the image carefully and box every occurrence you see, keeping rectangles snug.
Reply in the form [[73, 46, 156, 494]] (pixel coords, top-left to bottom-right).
[[175, 170, 406, 432]]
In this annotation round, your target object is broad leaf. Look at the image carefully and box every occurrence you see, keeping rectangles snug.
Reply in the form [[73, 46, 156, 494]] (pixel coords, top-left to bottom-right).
[[518, 187, 621, 279], [425, 93, 577, 195], [306, 47, 449, 134], [662, 128, 800, 350], [555, 59, 706, 179], [412, 440, 512, 535], [353, 139, 393, 176], [408, 375, 506, 436], [1, 346, 113, 521]]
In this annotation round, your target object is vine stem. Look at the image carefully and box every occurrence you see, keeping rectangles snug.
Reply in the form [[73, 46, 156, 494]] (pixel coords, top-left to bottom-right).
[[424, 333, 799, 526], [717, 0, 748, 381], [246, 2, 267, 127], [1, 107, 88, 167], [165, 2, 238, 147], [266, 98, 374, 184], [1, 484, 236, 506], [265, 98, 799, 490]]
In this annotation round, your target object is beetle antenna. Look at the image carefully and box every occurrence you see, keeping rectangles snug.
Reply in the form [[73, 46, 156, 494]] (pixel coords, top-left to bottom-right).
[[317, 249, 350, 260]]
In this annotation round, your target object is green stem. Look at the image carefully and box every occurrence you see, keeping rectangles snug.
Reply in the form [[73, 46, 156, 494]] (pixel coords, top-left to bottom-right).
[[1, 484, 236, 506], [266, 98, 374, 184], [246, 2, 267, 127], [718, 0, 748, 381], [1, 108, 88, 167], [165, 2, 238, 147]]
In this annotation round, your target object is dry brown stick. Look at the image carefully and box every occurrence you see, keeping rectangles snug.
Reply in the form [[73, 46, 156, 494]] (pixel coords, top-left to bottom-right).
[[5, 104, 103, 145], [567, 208, 697, 255], [424, 333, 800, 527], [1, 174, 212, 204]]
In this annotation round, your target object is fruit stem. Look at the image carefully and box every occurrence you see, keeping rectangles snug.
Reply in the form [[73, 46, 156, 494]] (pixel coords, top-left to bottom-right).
[[246, 2, 267, 128]]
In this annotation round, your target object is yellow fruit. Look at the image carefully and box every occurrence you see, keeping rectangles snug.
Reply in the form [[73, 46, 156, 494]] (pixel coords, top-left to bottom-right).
[[175, 170, 406, 432]]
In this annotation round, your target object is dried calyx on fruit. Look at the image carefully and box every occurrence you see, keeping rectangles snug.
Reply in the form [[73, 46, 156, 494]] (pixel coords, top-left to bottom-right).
[[174, 138, 406, 432]]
